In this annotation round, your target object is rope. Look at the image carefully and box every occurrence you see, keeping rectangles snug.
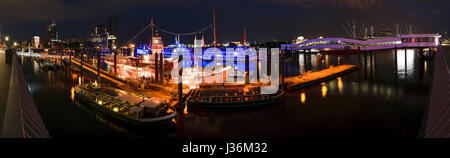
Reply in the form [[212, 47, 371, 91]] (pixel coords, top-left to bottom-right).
[[120, 23, 152, 48], [153, 24, 212, 36], [120, 23, 212, 48]]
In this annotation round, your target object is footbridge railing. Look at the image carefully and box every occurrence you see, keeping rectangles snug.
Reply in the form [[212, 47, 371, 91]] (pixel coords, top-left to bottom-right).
[[421, 45, 449, 138], [0, 51, 50, 138]]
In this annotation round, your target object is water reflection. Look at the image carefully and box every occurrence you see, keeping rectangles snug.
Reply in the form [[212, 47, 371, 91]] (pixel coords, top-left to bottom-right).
[[351, 82, 358, 95], [183, 105, 189, 115], [300, 92, 306, 104], [70, 87, 75, 102], [337, 77, 343, 95], [321, 83, 328, 98], [18, 47, 437, 138], [33, 61, 39, 73], [396, 49, 415, 79], [72, 100, 137, 137], [298, 54, 304, 74]]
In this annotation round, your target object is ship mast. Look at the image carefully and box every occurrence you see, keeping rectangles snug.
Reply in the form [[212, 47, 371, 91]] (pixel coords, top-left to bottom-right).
[[213, 9, 217, 48], [150, 18, 154, 46]]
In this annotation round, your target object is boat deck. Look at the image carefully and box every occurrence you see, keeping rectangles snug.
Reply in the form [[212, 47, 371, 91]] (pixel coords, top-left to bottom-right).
[[186, 85, 284, 107], [285, 64, 358, 90]]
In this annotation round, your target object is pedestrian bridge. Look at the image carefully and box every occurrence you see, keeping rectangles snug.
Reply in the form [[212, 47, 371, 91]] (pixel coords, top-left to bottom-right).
[[282, 34, 441, 51]]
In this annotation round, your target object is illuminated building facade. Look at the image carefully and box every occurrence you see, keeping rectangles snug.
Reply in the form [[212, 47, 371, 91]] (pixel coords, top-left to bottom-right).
[[32, 36, 40, 48], [46, 20, 59, 47], [89, 18, 118, 51]]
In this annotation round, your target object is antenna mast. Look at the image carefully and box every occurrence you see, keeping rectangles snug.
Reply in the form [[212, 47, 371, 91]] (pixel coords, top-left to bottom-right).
[[213, 9, 217, 48], [150, 18, 154, 46]]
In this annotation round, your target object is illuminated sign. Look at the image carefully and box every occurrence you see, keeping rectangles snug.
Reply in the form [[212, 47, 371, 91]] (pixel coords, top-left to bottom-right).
[[136, 48, 150, 55]]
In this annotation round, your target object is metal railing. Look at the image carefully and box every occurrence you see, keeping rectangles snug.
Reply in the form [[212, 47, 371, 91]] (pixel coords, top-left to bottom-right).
[[421, 45, 449, 138], [1, 51, 50, 138]]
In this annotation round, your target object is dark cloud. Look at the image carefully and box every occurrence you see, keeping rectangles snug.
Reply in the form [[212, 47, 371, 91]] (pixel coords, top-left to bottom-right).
[[0, 0, 188, 23]]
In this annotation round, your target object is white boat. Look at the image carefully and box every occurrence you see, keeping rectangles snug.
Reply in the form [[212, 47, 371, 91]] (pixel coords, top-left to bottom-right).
[[16, 43, 40, 57], [442, 39, 450, 46]]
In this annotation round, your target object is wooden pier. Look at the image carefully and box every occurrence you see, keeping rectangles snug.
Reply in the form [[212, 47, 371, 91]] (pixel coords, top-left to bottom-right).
[[285, 64, 359, 90]]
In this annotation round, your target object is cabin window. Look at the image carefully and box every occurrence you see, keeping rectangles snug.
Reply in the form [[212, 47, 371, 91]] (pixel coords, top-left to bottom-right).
[[253, 95, 262, 100], [202, 97, 210, 102], [429, 37, 435, 42], [222, 97, 231, 102], [212, 97, 220, 102], [401, 38, 411, 43]]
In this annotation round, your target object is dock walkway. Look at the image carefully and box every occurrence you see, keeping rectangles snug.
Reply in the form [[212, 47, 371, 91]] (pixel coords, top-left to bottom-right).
[[285, 64, 359, 90]]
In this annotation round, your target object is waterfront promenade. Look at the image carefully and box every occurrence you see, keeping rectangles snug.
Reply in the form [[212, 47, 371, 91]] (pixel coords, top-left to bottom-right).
[[422, 46, 450, 138], [0, 50, 50, 138], [0, 49, 11, 136]]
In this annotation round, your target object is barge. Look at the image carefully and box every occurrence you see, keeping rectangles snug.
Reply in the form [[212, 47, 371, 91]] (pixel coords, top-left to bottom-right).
[[186, 84, 284, 108], [74, 83, 176, 125]]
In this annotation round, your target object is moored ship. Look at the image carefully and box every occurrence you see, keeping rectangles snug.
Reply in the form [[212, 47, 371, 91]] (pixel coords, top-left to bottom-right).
[[186, 84, 284, 108], [74, 83, 176, 125]]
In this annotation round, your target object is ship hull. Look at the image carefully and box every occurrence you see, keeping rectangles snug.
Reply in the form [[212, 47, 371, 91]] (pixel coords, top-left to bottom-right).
[[187, 90, 284, 108], [75, 92, 176, 126]]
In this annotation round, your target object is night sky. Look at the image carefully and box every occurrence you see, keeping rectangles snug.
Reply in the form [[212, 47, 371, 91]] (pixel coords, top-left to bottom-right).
[[0, 0, 449, 44]]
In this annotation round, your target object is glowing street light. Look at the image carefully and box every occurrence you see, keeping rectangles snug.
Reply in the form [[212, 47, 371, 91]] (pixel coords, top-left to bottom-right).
[[5, 36, 9, 42]]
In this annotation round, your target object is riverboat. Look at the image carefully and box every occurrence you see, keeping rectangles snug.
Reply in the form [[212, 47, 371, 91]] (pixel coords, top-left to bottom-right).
[[186, 84, 284, 108], [74, 83, 176, 125]]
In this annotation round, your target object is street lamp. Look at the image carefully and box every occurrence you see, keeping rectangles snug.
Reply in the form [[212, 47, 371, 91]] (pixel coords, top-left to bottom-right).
[[5, 36, 9, 42]]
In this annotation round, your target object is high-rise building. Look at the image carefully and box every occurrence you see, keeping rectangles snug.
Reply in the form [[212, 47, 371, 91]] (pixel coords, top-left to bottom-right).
[[33, 36, 40, 48], [46, 20, 59, 47], [89, 18, 117, 51]]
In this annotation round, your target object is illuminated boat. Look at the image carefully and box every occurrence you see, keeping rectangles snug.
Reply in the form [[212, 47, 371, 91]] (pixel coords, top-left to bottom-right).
[[74, 83, 176, 125], [442, 38, 450, 46], [37, 58, 61, 71], [186, 85, 284, 108]]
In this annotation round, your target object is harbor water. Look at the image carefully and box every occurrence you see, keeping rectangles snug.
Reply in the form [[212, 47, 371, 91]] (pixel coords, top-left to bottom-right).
[[19, 47, 439, 138]]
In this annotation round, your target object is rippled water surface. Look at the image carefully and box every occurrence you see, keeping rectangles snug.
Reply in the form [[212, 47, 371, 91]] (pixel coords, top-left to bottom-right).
[[19, 48, 437, 138]]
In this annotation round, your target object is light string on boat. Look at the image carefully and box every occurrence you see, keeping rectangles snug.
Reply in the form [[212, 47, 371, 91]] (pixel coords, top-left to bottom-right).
[[120, 23, 212, 49], [153, 24, 212, 36]]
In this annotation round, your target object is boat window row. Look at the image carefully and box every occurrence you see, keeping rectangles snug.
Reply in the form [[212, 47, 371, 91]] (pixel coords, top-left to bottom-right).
[[366, 41, 401, 47], [401, 37, 435, 43]]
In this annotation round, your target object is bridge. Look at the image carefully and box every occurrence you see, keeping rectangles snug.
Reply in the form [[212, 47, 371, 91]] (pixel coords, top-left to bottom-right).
[[281, 34, 441, 51]]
